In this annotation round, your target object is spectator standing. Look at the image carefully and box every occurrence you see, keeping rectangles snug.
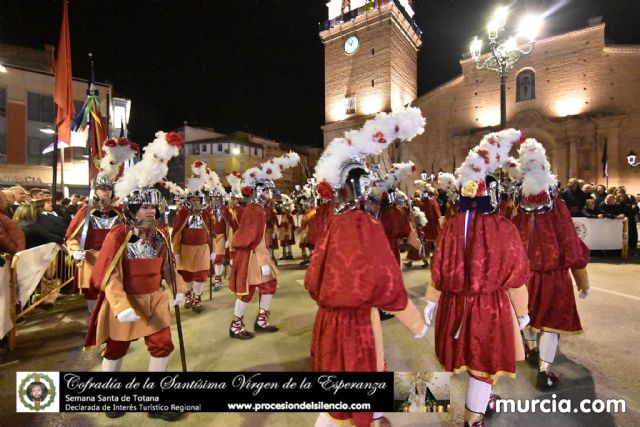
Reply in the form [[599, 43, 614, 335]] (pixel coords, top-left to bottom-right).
[[560, 179, 585, 216], [615, 187, 638, 255], [0, 191, 26, 256], [599, 194, 624, 219], [594, 184, 607, 205], [582, 199, 603, 218]]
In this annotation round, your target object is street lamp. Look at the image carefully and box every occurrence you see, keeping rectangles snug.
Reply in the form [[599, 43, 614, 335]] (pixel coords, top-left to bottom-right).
[[469, 6, 543, 128], [0, 64, 7, 73], [627, 150, 639, 167]]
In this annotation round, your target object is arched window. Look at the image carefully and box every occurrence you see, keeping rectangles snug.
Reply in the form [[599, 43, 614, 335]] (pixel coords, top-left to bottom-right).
[[516, 69, 535, 102]]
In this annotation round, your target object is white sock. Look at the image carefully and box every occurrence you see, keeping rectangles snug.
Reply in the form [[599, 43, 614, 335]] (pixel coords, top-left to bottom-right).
[[234, 299, 248, 318], [193, 282, 206, 296], [148, 356, 169, 372], [539, 332, 559, 363], [259, 294, 273, 311], [86, 299, 96, 314], [465, 377, 492, 415], [372, 412, 384, 420], [102, 357, 123, 372], [214, 264, 223, 276], [186, 281, 194, 292]]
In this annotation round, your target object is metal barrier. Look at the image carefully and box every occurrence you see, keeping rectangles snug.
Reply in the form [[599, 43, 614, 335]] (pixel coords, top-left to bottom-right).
[[6, 246, 76, 350]]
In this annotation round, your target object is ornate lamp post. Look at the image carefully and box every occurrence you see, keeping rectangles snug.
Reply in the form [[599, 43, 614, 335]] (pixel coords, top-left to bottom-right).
[[627, 151, 640, 167], [469, 7, 543, 128]]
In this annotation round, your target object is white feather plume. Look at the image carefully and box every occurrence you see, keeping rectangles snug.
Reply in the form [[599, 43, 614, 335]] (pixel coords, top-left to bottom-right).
[[377, 161, 415, 191], [114, 131, 182, 200], [412, 206, 428, 226], [241, 151, 300, 186], [98, 140, 137, 181], [518, 138, 557, 196], [226, 172, 243, 195], [436, 172, 457, 192], [455, 128, 524, 191], [314, 106, 426, 189], [504, 157, 522, 182]]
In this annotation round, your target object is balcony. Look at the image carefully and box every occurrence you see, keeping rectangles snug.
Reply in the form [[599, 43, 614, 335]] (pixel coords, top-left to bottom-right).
[[319, 0, 421, 37]]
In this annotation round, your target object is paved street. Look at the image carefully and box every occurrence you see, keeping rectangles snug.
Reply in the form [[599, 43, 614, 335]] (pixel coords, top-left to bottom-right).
[[1, 248, 639, 427]]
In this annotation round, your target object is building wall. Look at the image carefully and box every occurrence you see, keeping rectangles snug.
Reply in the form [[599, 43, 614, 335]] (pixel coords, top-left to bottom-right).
[[0, 64, 113, 188], [407, 23, 640, 193]]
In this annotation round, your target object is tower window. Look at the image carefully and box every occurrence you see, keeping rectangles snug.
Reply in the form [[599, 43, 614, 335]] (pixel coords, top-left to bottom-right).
[[344, 94, 356, 115], [371, 79, 375, 87], [371, 48, 375, 55], [516, 69, 535, 102]]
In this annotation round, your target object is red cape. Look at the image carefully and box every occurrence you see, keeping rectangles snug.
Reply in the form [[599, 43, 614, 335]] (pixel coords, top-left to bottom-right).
[[65, 205, 122, 242], [307, 203, 334, 249], [305, 209, 408, 427], [512, 195, 589, 271], [229, 204, 266, 295]]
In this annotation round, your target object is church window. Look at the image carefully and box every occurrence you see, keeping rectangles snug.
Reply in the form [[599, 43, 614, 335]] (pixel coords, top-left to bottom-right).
[[516, 69, 535, 102]]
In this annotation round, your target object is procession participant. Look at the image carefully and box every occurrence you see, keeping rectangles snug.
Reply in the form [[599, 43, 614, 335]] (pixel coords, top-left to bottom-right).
[[223, 172, 245, 266], [308, 107, 428, 427], [169, 161, 212, 312], [511, 139, 590, 390], [228, 152, 300, 339], [404, 202, 428, 268], [375, 162, 414, 264], [405, 179, 440, 268], [65, 137, 137, 313], [264, 197, 280, 264], [436, 172, 459, 220], [83, 131, 186, 422], [205, 170, 228, 292], [297, 196, 315, 266], [424, 129, 531, 427], [277, 195, 296, 260]]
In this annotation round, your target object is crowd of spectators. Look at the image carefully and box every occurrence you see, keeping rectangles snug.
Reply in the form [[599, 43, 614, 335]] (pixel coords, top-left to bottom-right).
[[559, 178, 639, 254]]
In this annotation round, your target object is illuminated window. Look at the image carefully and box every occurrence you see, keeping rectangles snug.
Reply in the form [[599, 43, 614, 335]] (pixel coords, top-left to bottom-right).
[[27, 92, 54, 123], [344, 94, 356, 115], [516, 70, 535, 102]]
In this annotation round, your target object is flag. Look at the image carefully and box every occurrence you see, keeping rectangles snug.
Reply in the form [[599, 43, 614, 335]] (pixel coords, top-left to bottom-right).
[[71, 85, 107, 180], [601, 138, 608, 178], [53, 0, 75, 146]]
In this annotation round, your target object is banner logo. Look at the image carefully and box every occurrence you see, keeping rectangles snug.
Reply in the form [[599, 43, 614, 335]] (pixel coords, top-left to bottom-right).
[[17, 372, 60, 412]]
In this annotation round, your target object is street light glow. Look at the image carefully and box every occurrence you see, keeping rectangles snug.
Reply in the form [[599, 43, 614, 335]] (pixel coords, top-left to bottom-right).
[[518, 15, 543, 42], [231, 147, 240, 155], [504, 37, 517, 53], [493, 6, 508, 29], [0, 64, 7, 73], [470, 36, 482, 60], [40, 127, 56, 134]]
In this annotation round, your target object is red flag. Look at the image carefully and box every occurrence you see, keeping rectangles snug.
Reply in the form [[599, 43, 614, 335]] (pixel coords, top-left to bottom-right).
[[54, 0, 75, 145]]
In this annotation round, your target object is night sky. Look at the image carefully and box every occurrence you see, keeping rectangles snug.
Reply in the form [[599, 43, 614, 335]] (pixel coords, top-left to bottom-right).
[[1, 1, 639, 147]]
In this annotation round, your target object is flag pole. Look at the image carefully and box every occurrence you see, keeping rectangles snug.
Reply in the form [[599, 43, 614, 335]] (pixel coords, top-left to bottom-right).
[[51, 131, 59, 208], [87, 52, 94, 189]]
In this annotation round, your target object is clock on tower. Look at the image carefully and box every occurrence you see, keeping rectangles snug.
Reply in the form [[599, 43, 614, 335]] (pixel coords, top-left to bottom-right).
[[320, 0, 422, 147]]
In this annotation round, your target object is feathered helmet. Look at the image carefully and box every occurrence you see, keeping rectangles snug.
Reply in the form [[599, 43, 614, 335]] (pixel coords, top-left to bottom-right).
[[241, 151, 301, 193], [373, 161, 415, 204], [203, 167, 227, 199], [516, 138, 557, 213], [279, 194, 295, 212], [414, 178, 437, 198], [455, 128, 526, 212], [95, 137, 139, 191], [314, 106, 426, 200], [114, 131, 184, 219], [225, 171, 243, 199], [185, 161, 209, 200]]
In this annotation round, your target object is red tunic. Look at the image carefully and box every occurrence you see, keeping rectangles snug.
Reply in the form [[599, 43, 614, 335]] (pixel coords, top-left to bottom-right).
[[431, 212, 530, 379], [305, 209, 409, 427], [420, 197, 442, 240], [379, 205, 411, 263], [264, 206, 279, 250], [511, 196, 589, 334], [307, 203, 334, 249], [278, 213, 296, 246], [229, 204, 269, 296]]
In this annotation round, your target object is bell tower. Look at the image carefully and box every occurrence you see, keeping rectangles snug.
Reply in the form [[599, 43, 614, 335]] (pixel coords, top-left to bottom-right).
[[320, 0, 422, 147]]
